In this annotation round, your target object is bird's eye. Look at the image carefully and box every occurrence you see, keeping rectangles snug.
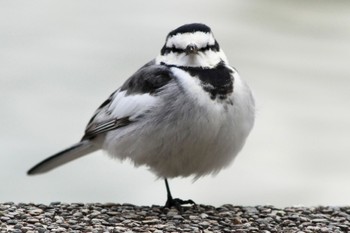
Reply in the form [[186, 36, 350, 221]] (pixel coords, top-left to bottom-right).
[[161, 46, 185, 55], [197, 43, 220, 52], [198, 45, 209, 52]]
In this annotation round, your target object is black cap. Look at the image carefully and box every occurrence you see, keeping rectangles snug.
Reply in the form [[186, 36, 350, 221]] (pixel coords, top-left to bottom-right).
[[168, 23, 211, 37]]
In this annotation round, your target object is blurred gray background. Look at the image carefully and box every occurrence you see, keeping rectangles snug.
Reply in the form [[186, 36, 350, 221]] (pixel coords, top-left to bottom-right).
[[1, 0, 350, 207]]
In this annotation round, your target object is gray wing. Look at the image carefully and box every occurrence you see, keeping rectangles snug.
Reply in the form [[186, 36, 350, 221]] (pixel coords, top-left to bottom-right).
[[82, 60, 173, 140], [28, 60, 175, 175]]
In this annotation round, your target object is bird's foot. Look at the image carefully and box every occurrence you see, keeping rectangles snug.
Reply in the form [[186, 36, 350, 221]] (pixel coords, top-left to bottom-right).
[[165, 197, 196, 213]]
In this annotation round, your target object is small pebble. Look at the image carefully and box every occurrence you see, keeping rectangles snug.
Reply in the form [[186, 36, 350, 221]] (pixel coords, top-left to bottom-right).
[[27, 218, 39, 223], [172, 215, 184, 220], [0, 203, 349, 232], [199, 221, 210, 227], [29, 209, 43, 215]]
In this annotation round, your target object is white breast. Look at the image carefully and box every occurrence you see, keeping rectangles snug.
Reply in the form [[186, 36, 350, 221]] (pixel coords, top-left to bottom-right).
[[102, 67, 255, 179]]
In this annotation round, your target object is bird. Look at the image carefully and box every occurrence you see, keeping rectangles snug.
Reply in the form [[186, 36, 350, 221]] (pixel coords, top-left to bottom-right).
[[27, 23, 255, 210]]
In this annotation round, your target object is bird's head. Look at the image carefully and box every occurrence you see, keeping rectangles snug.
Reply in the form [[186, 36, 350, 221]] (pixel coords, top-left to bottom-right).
[[157, 23, 228, 68]]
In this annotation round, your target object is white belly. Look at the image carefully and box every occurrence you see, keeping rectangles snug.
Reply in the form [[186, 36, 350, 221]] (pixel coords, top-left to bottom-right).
[[103, 68, 255, 179]]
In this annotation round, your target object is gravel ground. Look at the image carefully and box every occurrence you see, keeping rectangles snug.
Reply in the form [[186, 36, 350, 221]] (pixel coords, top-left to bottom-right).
[[1, 202, 350, 232]]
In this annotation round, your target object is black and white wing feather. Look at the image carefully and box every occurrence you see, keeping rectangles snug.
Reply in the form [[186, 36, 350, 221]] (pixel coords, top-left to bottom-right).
[[28, 60, 174, 175], [82, 60, 173, 140]]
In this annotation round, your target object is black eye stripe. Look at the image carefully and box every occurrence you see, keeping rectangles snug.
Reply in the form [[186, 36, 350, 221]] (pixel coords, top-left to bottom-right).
[[199, 44, 219, 52], [169, 47, 185, 53], [160, 43, 220, 55]]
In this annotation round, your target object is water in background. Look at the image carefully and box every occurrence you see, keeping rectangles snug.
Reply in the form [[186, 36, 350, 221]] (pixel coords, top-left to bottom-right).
[[1, 0, 350, 207]]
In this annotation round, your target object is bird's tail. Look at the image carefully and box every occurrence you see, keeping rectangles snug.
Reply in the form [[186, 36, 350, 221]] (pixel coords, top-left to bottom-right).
[[27, 140, 98, 175]]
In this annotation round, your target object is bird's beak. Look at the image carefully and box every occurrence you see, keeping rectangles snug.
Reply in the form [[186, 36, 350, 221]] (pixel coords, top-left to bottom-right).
[[185, 44, 198, 55]]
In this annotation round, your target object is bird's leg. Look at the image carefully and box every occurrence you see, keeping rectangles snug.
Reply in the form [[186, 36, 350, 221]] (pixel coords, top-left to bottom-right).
[[164, 178, 173, 206], [164, 178, 195, 212]]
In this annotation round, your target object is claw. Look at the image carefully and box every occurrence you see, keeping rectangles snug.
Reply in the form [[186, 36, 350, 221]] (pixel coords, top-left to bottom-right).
[[163, 178, 196, 213], [165, 197, 195, 212]]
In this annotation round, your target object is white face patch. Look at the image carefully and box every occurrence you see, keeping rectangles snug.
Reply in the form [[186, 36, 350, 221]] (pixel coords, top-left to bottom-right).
[[166, 31, 216, 50], [157, 30, 228, 68]]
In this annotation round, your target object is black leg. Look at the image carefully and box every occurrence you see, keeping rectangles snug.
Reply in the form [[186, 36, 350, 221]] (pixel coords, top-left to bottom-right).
[[164, 178, 173, 205], [164, 178, 195, 212]]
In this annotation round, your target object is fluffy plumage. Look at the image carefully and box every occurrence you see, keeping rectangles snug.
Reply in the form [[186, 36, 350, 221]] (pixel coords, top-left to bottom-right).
[[28, 23, 255, 188]]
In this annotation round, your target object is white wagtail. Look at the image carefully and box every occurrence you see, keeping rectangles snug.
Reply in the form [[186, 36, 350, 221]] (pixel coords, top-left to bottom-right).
[[28, 23, 255, 209]]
